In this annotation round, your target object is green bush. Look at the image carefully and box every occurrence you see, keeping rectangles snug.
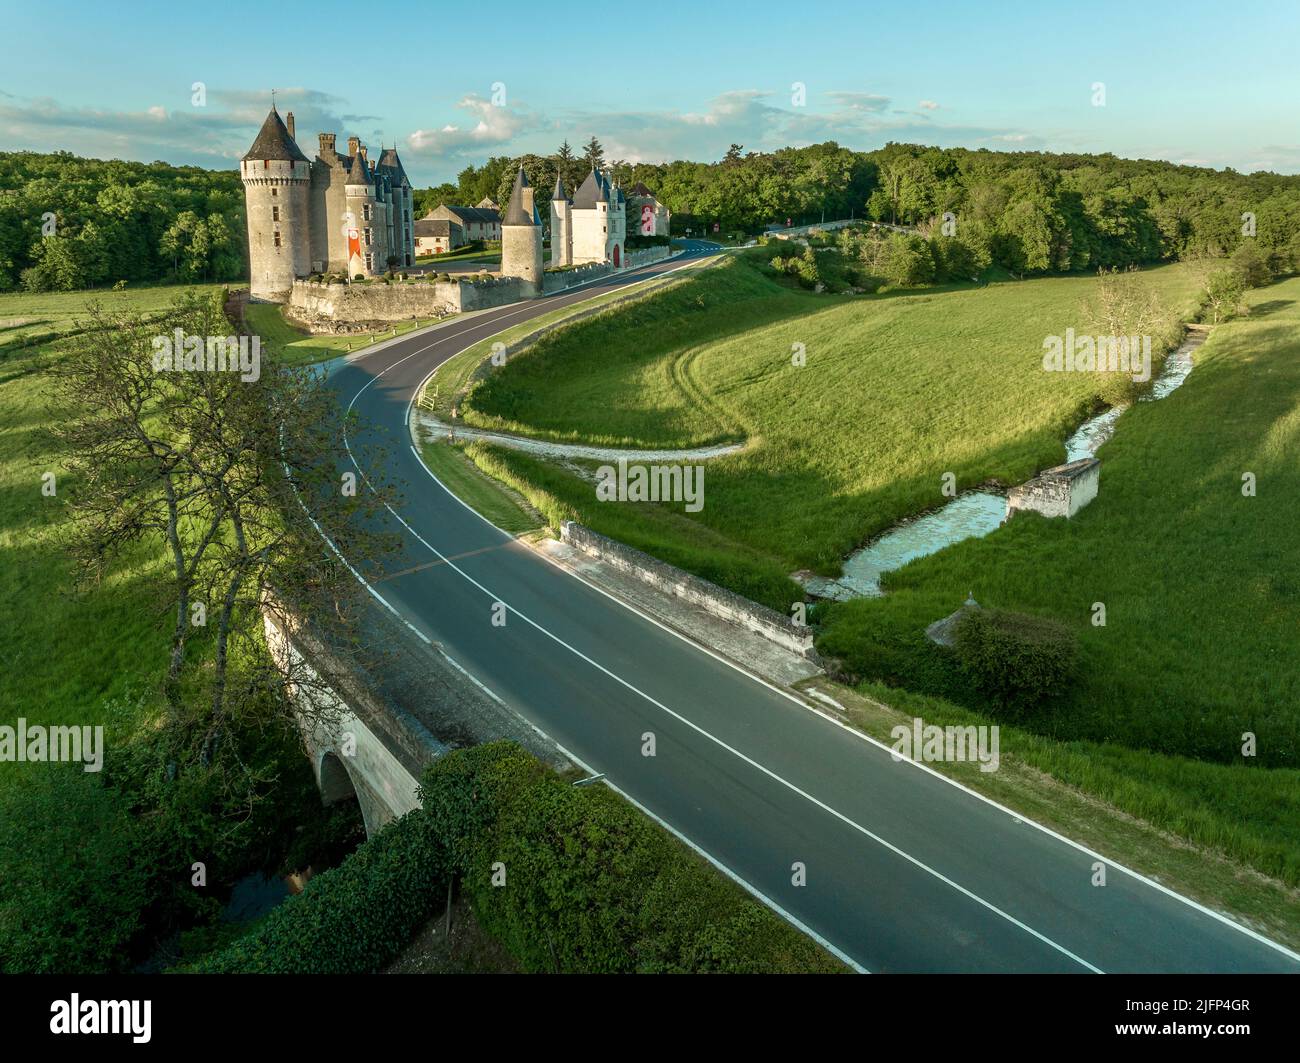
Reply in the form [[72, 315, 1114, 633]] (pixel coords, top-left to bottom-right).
[[955, 608, 1078, 708], [192, 808, 448, 973], [418, 743, 844, 973], [0, 769, 147, 973], [194, 742, 844, 974]]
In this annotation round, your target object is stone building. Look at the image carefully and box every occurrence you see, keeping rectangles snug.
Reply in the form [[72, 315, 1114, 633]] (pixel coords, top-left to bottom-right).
[[413, 217, 461, 256], [241, 105, 415, 299], [424, 204, 501, 245], [500, 166, 543, 294], [549, 168, 627, 268]]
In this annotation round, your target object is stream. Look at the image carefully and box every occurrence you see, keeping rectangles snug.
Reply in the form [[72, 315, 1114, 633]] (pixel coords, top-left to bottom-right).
[[799, 329, 1206, 601]]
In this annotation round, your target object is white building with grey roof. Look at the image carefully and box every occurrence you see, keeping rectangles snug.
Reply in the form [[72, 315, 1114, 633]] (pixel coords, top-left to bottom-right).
[[550, 168, 627, 268]]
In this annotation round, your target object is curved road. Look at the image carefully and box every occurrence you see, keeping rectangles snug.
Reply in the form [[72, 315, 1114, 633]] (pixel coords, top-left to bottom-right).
[[322, 242, 1298, 973]]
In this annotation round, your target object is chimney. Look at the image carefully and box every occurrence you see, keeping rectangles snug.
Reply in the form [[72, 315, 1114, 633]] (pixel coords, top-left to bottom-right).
[[286, 111, 295, 140], [319, 132, 336, 155], [348, 136, 360, 158]]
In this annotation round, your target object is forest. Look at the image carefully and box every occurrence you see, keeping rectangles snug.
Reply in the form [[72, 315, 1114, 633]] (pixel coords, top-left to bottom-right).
[[4, 137, 1300, 293]]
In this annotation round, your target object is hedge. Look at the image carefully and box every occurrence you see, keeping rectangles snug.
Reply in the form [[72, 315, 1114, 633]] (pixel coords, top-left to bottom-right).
[[195, 742, 844, 974], [417, 742, 845, 973], [192, 808, 448, 973]]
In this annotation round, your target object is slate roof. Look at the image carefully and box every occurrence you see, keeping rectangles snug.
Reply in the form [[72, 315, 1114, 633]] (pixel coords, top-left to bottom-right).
[[242, 107, 310, 164], [347, 152, 372, 186], [376, 147, 409, 185], [440, 205, 500, 225], [503, 167, 540, 226], [571, 168, 609, 209], [414, 219, 453, 237], [552, 174, 568, 201]]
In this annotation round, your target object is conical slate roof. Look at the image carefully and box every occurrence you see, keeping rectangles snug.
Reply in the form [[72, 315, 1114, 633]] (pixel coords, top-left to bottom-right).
[[347, 149, 372, 186], [572, 168, 609, 209], [551, 174, 568, 201], [242, 106, 309, 163], [377, 146, 409, 185], [503, 166, 540, 226]]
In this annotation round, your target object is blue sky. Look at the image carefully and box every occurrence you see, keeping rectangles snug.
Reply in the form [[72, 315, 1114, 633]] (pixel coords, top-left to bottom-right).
[[2, 0, 1297, 184]]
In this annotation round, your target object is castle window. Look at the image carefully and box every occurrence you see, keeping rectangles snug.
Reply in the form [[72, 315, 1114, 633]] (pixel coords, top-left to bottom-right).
[[263, 159, 268, 169], [272, 206, 279, 222], [273, 231, 282, 248], [364, 228, 372, 247], [363, 205, 371, 221], [271, 187, 277, 197], [365, 253, 374, 270]]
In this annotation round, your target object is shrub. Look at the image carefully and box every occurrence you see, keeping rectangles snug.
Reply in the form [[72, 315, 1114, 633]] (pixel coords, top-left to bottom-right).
[[192, 808, 448, 974], [955, 608, 1078, 707], [418, 743, 844, 973], [0, 769, 147, 973]]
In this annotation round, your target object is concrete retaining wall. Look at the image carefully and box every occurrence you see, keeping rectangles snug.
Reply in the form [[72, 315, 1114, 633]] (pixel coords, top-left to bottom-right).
[[560, 521, 816, 659]]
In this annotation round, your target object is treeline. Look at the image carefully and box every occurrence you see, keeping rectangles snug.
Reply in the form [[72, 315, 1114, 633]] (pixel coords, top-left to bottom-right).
[[8, 137, 1300, 295], [0, 151, 246, 292], [437, 140, 1300, 279]]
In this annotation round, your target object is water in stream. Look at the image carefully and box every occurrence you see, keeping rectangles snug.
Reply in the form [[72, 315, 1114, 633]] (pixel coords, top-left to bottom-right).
[[800, 331, 1204, 601]]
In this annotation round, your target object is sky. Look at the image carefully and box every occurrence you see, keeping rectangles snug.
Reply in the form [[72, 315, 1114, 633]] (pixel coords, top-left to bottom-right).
[[1, 0, 1297, 185]]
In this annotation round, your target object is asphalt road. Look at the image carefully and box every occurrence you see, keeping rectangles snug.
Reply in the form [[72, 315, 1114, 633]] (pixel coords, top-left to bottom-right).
[[322, 242, 1299, 973]]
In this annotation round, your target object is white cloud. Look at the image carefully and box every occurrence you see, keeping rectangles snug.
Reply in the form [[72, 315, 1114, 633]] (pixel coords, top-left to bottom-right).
[[918, 100, 940, 111]]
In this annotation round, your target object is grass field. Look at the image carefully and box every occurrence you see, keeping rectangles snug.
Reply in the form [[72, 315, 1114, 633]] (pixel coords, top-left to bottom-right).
[[242, 302, 448, 366], [461, 254, 1200, 575], [0, 320, 182, 750], [0, 284, 229, 346], [818, 278, 1300, 772]]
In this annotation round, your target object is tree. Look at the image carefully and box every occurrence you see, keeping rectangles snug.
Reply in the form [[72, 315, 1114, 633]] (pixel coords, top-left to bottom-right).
[[47, 291, 402, 777], [582, 136, 605, 171]]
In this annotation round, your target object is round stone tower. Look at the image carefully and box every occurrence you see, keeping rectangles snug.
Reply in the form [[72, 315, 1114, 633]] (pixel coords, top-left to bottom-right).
[[344, 143, 374, 280], [240, 106, 311, 300], [501, 166, 543, 294]]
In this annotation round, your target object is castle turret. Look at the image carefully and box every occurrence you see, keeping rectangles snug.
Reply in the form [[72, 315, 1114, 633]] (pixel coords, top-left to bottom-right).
[[501, 166, 542, 294], [344, 146, 373, 279], [240, 106, 311, 300], [549, 174, 571, 267]]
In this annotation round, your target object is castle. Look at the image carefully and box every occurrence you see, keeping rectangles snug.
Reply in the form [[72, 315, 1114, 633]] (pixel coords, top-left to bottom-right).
[[240, 106, 415, 299], [548, 169, 628, 268]]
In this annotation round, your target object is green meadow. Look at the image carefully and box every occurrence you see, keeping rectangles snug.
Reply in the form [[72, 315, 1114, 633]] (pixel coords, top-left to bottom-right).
[[461, 254, 1199, 574], [0, 284, 229, 345]]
